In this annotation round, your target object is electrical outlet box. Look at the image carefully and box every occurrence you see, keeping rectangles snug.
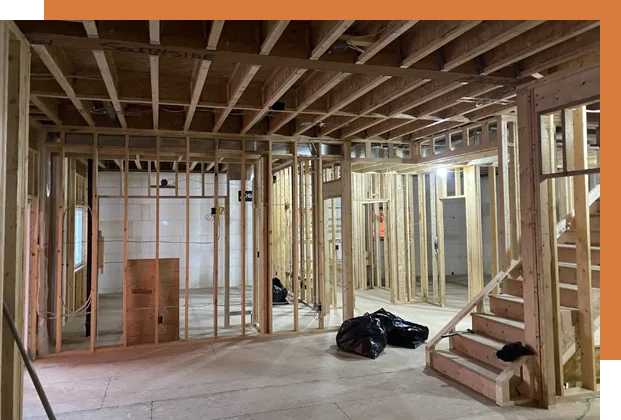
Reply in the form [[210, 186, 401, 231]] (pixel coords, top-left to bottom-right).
[[210, 206, 226, 215]]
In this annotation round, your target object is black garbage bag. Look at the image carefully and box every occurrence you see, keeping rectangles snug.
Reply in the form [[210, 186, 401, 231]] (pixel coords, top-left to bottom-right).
[[371, 308, 429, 349], [272, 277, 289, 304], [336, 313, 387, 359]]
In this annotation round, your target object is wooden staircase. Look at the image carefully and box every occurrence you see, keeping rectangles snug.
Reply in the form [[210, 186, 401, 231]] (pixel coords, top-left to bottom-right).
[[426, 188, 600, 405]]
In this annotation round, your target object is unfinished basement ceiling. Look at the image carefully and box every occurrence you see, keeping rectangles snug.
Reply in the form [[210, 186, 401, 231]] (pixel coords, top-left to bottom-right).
[[21, 20, 599, 144]]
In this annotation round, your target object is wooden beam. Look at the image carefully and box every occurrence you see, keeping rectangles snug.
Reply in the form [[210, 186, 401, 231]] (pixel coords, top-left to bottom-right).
[[401, 21, 482, 67], [83, 21, 127, 128], [30, 95, 62, 125], [149, 21, 160, 129], [269, 71, 349, 134], [214, 22, 288, 131], [518, 28, 600, 77], [184, 21, 224, 131], [482, 20, 600, 75], [25, 32, 525, 86], [261, 21, 290, 55], [241, 20, 354, 134], [442, 21, 543, 70], [31, 44, 95, 127]]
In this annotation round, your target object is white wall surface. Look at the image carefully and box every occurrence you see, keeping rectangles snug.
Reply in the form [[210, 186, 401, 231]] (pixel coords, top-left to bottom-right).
[[97, 171, 253, 294]]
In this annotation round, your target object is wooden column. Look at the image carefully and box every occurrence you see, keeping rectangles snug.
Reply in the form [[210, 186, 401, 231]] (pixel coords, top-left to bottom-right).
[[89, 135, 98, 351]]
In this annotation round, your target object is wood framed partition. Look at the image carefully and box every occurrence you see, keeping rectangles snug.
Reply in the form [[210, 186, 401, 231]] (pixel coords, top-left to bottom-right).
[[517, 62, 600, 407]]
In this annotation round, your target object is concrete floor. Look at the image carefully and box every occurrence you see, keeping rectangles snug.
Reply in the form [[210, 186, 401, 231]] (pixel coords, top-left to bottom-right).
[[31, 276, 599, 419], [25, 332, 599, 420]]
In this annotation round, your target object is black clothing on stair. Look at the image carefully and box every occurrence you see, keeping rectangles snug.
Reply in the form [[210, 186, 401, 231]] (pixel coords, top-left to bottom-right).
[[495, 341, 535, 362]]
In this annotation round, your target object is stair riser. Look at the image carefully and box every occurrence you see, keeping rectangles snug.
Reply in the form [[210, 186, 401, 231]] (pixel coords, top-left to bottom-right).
[[558, 247, 600, 266], [489, 296, 524, 322], [505, 278, 523, 297], [559, 230, 600, 246], [451, 334, 509, 371], [472, 315, 525, 343], [591, 215, 600, 230], [431, 351, 497, 401], [560, 287, 578, 309], [559, 265, 600, 288]]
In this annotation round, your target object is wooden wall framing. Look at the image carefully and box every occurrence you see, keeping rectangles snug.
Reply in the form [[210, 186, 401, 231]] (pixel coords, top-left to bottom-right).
[[516, 62, 600, 407]]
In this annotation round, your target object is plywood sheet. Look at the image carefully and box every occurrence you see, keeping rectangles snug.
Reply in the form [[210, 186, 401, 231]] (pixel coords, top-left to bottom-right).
[[126, 258, 180, 346]]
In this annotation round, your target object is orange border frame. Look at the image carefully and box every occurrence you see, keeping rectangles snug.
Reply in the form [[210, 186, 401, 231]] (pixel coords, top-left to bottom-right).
[[37, 9, 610, 360]]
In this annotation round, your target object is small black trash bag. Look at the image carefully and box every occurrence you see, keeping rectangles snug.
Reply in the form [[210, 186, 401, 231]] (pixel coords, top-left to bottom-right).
[[272, 277, 288, 304], [371, 308, 429, 349], [336, 313, 387, 359]]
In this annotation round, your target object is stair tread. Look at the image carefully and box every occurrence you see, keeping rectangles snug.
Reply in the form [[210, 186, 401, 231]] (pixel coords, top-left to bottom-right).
[[473, 313, 525, 330], [435, 350, 502, 380], [558, 243, 600, 251], [559, 261, 600, 271], [457, 332, 506, 351], [491, 294, 524, 303]]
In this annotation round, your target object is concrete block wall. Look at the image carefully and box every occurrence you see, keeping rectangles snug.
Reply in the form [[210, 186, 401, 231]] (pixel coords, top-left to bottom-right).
[[98, 171, 253, 294]]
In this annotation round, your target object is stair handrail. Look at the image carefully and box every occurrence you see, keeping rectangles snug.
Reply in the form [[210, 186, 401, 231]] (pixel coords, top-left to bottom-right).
[[426, 259, 522, 352], [556, 183, 600, 237]]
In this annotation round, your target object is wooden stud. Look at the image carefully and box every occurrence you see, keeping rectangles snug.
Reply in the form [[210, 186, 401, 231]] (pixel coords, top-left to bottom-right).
[[498, 117, 512, 270], [464, 166, 484, 312], [517, 87, 548, 406], [572, 106, 596, 390], [89, 134, 98, 352], [541, 115, 564, 397], [488, 166, 500, 294], [55, 139, 65, 353], [1, 34, 29, 417], [291, 145, 299, 331], [436, 174, 447, 306], [123, 135, 129, 346], [418, 174, 428, 301], [184, 138, 190, 341], [317, 153, 325, 327], [224, 164, 231, 328], [430, 173, 439, 305], [408, 176, 417, 299], [155, 136, 160, 345], [342, 143, 354, 320], [213, 141, 219, 338], [241, 148, 247, 335]]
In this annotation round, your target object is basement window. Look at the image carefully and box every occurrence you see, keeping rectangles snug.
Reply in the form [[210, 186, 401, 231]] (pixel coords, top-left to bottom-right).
[[74, 207, 87, 269]]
